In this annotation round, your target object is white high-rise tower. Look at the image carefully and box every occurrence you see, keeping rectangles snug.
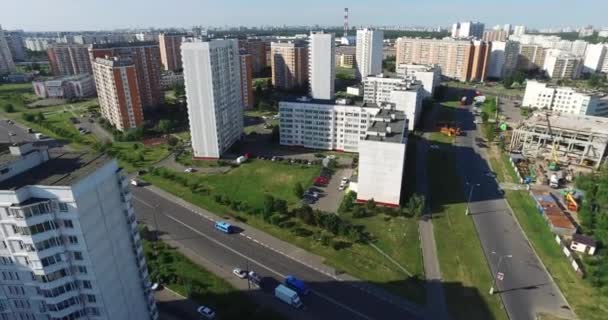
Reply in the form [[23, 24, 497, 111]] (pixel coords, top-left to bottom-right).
[[182, 39, 244, 159], [0, 25, 16, 74], [356, 29, 384, 79], [309, 32, 335, 100]]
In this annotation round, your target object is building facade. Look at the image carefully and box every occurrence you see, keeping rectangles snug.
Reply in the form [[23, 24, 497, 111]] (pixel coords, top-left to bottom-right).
[[522, 80, 608, 117], [395, 37, 474, 82], [92, 57, 144, 131], [482, 30, 508, 42], [182, 39, 244, 159], [542, 49, 582, 79], [583, 44, 607, 73], [486, 41, 519, 79], [279, 98, 378, 152], [513, 25, 526, 36], [336, 46, 356, 68], [363, 75, 423, 130], [47, 44, 93, 76], [5, 30, 26, 61], [0, 26, 16, 74], [0, 143, 158, 320], [469, 40, 491, 82], [90, 42, 162, 109], [32, 74, 96, 99], [518, 44, 548, 70], [240, 53, 254, 109], [158, 33, 185, 72], [395, 64, 440, 97], [357, 109, 408, 206], [238, 39, 267, 74], [270, 41, 308, 90], [451, 21, 485, 39], [355, 29, 383, 79], [309, 32, 335, 100]]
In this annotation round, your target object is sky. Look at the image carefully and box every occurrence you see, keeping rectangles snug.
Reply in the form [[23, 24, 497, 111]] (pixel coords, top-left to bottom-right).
[[1, 0, 607, 32]]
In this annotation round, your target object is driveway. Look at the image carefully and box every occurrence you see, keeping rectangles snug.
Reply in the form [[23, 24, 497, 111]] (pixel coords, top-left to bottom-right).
[[311, 168, 353, 213]]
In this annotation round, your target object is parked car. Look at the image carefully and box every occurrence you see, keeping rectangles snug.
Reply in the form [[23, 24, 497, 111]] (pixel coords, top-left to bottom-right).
[[184, 167, 196, 173], [233, 268, 247, 279], [8, 132, 16, 136], [130, 179, 143, 187], [338, 185, 346, 191], [248, 271, 261, 285], [150, 283, 161, 291], [196, 306, 216, 319]]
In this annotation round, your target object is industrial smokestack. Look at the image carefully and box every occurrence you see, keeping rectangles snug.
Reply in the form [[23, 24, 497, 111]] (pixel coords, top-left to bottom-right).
[[344, 8, 349, 37]]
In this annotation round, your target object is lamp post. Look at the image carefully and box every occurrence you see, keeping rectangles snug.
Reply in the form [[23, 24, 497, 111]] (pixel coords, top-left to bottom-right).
[[490, 251, 512, 295], [465, 182, 480, 216]]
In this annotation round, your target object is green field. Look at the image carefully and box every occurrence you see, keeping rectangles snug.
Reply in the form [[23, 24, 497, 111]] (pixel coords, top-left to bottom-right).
[[143, 240, 283, 320], [143, 162, 426, 304]]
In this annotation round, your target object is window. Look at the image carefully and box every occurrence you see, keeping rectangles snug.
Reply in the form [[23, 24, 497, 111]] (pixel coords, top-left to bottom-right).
[[73, 252, 83, 261], [86, 295, 96, 303], [63, 220, 74, 229], [82, 280, 92, 289], [67, 236, 78, 245], [58, 202, 68, 212]]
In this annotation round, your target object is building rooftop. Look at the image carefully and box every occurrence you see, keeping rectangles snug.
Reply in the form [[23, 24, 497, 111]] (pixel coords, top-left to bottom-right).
[[94, 57, 134, 67], [572, 233, 596, 247], [365, 109, 408, 143], [90, 41, 158, 49], [280, 96, 380, 108], [0, 152, 113, 190], [336, 46, 356, 55], [524, 112, 608, 136]]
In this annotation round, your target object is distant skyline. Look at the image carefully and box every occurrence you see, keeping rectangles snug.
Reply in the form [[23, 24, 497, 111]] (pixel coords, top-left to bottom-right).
[[1, 0, 607, 32]]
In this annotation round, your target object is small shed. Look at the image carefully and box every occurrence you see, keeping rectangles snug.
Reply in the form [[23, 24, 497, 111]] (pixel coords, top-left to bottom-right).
[[570, 234, 597, 255]]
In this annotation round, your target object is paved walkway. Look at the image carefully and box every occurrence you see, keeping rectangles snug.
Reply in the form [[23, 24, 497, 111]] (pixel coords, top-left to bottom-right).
[[416, 103, 450, 320], [144, 184, 426, 318]]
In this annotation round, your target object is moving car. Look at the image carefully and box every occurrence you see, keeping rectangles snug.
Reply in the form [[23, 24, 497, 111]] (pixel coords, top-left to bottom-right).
[[150, 283, 161, 291], [130, 179, 142, 187], [8, 132, 16, 136], [248, 271, 261, 285], [184, 167, 196, 173], [196, 306, 216, 319], [233, 268, 247, 279]]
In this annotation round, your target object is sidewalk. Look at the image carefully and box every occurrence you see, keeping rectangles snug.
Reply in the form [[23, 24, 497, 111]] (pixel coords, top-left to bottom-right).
[[144, 184, 426, 318]]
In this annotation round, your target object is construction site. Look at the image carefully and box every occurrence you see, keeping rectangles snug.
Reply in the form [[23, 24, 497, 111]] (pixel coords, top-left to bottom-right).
[[509, 112, 608, 187]]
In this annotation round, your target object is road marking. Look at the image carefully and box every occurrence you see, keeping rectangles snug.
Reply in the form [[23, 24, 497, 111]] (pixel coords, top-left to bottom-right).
[[164, 213, 373, 320]]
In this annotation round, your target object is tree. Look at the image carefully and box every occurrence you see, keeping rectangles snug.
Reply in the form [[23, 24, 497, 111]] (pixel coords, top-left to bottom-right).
[[2, 104, 15, 113], [34, 112, 45, 123], [365, 199, 377, 211], [483, 123, 497, 143], [294, 182, 304, 198], [173, 83, 185, 97], [407, 194, 426, 218], [167, 136, 179, 147], [273, 199, 288, 215], [263, 194, 275, 215], [157, 119, 173, 134], [22, 113, 35, 122], [503, 76, 514, 89], [481, 112, 489, 124], [588, 74, 603, 88]]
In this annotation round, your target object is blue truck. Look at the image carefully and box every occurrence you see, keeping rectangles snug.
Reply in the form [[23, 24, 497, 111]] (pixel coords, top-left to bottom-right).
[[274, 284, 303, 308], [284, 275, 310, 295]]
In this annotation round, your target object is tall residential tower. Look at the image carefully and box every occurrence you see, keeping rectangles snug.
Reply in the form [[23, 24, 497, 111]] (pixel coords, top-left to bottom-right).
[[308, 32, 335, 100], [182, 39, 244, 159], [355, 29, 383, 79]]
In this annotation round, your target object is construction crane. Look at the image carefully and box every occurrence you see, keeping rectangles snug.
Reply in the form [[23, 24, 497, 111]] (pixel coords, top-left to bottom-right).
[[545, 112, 560, 171]]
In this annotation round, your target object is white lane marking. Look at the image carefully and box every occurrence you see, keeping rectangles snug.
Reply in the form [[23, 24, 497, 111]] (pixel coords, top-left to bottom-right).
[[165, 213, 373, 320]]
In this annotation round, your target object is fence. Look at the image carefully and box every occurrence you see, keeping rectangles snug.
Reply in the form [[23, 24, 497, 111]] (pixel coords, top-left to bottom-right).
[[555, 235, 584, 278]]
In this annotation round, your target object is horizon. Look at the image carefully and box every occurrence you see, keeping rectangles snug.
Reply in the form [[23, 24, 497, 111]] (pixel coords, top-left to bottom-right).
[[1, 0, 607, 32]]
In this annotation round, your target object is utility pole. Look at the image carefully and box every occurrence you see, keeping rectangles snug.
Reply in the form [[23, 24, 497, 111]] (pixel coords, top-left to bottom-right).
[[465, 182, 480, 216], [490, 251, 512, 295]]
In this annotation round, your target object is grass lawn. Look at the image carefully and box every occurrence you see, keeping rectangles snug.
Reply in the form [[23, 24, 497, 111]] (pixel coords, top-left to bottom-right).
[[486, 147, 520, 184], [143, 163, 426, 305], [0, 83, 37, 113], [110, 142, 171, 172], [143, 240, 283, 320], [336, 66, 356, 80], [441, 101, 463, 108]]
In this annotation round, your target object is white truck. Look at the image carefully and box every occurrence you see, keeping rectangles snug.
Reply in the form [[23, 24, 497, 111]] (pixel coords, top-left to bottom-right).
[[274, 284, 303, 308], [549, 174, 560, 189]]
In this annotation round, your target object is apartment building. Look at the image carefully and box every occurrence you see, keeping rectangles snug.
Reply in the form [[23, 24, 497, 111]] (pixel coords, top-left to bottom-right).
[[469, 40, 491, 82], [182, 39, 243, 159], [336, 46, 356, 68], [363, 75, 423, 130], [395, 64, 440, 97], [24, 38, 53, 52], [451, 21, 485, 39], [583, 44, 608, 73], [47, 44, 92, 76], [357, 108, 408, 206], [239, 39, 267, 74], [92, 57, 144, 131], [5, 30, 26, 61], [0, 26, 16, 74], [158, 33, 185, 72], [487, 41, 519, 79], [395, 37, 474, 82], [513, 25, 527, 36], [355, 29, 384, 79], [270, 41, 308, 90], [543, 49, 582, 79], [90, 42, 162, 108], [522, 80, 608, 116], [0, 143, 157, 320], [309, 32, 335, 100], [240, 52, 254, 109], [279, 98, 378, 152], [518, 44, 549, 70], [482, 30, 508, 42], [32, 74, 96, 99]]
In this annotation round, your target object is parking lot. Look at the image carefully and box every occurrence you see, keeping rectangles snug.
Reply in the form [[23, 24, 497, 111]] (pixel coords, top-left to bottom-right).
[[497, 96, 525, 125], [302, 167, 353, 213]]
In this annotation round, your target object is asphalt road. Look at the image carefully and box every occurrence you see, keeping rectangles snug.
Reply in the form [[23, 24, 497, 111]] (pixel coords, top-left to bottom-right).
[[453, 106, 574, 320], [0, 119, 33, 144], [131, 186, 420, 320]]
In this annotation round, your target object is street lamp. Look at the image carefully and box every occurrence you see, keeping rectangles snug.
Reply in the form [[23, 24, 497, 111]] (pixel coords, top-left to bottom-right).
[[465, 182, 480, 216], [490, 251, 512, 295]]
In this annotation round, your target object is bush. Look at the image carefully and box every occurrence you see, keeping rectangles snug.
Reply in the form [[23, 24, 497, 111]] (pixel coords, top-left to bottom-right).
[[2, 104, 15, 113]]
